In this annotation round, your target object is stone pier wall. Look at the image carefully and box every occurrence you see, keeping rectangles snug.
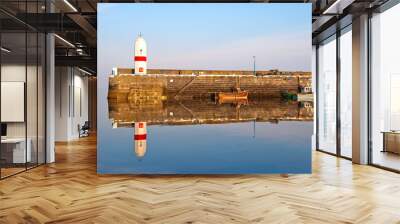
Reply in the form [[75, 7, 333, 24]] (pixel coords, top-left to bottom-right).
[[109, 74, 312, 100]]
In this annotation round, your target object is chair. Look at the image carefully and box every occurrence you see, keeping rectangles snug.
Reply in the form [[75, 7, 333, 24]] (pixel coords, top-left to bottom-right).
[[79, 121, 90, 138]]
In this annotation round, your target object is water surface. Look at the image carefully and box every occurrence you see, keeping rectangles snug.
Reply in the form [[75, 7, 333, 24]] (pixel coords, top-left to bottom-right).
[[98, 98, 313, 174]]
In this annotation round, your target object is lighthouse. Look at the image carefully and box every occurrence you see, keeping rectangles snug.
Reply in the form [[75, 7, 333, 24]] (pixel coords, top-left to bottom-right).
[[134, 33, 147, 75], [134, 122, 147, 158]]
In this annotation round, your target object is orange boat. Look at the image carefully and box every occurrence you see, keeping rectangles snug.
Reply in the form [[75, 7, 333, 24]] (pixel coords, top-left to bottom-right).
[[218, 88, 248, 103]]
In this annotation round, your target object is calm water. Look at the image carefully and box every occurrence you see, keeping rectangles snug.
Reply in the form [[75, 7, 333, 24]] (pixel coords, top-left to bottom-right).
[[98, 96, 313, 174]]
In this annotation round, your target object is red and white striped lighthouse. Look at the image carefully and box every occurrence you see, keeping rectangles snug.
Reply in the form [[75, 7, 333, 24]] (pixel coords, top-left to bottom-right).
[[134, 122, 147, 158], [134, 33, 147, 75]]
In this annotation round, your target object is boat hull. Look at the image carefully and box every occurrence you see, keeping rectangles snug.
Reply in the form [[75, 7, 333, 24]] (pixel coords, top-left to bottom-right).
[[217, 91, 248, 103]]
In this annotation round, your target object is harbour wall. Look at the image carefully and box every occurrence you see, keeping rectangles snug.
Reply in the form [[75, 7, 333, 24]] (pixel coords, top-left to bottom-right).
[[108, 74, 312, 100], [115, 68, 311, 77]]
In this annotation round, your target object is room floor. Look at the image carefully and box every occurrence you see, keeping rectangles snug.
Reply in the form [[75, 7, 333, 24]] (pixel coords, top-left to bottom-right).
[[372, 150, 400, 171], [0, 135, 400, 223]]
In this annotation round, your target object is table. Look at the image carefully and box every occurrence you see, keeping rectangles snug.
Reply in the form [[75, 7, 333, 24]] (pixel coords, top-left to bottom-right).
[[1, 138, 31, 163], [382, 131, 400, 154]]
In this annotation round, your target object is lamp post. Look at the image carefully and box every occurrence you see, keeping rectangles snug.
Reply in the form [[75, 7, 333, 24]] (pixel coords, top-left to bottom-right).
[[253, 56, 256, 76]]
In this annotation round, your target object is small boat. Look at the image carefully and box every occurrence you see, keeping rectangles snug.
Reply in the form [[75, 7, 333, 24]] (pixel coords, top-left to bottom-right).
[[217, 88, 248, 103]]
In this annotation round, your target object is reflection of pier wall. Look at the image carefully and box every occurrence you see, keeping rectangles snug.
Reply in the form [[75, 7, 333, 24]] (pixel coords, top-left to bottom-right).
[[109, 99, 313, 126], [109, 74, 312, 100]]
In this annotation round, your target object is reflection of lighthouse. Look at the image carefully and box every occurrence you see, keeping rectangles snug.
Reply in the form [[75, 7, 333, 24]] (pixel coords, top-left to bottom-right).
[[134, 33, 147, 75], [134, 122, 147, 158]]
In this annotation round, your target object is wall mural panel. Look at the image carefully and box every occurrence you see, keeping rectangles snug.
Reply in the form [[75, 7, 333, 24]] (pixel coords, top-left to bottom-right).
[[97, 3, 313, 174]]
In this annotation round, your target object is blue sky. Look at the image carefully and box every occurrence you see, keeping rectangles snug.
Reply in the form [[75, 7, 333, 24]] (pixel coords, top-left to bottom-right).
[[98, 3, 311, 74]]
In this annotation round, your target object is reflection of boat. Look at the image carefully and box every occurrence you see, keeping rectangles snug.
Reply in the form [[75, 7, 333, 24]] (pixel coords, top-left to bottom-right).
[[217, 89, 248, 103], [221, 99, 249, 110]]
